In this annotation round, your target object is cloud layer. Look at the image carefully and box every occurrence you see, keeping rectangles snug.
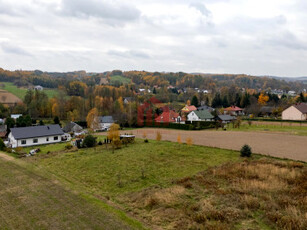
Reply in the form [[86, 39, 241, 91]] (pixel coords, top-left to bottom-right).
[[0, 0, 306, 76]]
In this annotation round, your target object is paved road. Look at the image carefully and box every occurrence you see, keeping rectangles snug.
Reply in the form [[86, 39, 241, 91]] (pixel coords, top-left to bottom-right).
[[128, 128, 307, 162]]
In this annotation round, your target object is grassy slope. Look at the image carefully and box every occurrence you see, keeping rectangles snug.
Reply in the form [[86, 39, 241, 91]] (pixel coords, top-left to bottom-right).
[[2, 82, 58, 99], [110, 75, 131, 85], [27, 139, 241, 197], [224, 122, 307, 136], [17, 139, 307, 229], [0, 157, 137, 230]]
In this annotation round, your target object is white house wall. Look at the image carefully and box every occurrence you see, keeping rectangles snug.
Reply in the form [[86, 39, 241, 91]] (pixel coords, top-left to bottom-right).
[[11, 135, 62, 148], [282, 106, 306, 120]]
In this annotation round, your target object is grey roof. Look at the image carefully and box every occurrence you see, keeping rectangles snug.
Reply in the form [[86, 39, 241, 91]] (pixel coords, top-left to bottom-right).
[[10, 125, 64, 140], [63, 122, 83, 133], [218, 115, 236, 121], [193, 110, 214, 120], [98, 116, 114, 123], [293, 103, 307, 114], [197, 105, 214, 111]]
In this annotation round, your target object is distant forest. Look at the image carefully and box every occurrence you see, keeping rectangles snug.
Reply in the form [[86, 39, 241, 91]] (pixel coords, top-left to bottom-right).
[[0, 68, 305, 92]]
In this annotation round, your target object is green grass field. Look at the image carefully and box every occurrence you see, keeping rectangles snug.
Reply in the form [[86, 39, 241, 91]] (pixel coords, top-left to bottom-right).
[[224, 122, 307, 136], [0, 157, 138, 229], [110, 75, 131, 85], [7, 138, 307, 229], [1, 82, 59, 99], [26, 139, 241, 196]]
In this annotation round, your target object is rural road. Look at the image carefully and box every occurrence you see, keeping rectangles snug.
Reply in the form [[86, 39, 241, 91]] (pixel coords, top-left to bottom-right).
[[126, 128, 307, 162]]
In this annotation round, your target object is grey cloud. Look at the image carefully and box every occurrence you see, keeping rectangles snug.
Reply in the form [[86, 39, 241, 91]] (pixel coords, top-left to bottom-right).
[[1, 42, 32, 56], [263, 31, 307, 50], [108, 50, 150, 59], [60, 0, 141, 23], [189, 2, 211, 17]]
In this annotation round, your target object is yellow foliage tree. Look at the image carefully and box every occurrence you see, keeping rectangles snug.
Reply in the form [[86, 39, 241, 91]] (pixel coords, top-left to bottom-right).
[[186, 100, 191, 106], [156, 131, 162, 141], [67, 109, 80, 122], [117, 97, 125, 113], [52, 103, 59, 117], [186, 137, 193, 145], [258, 93, 269, 105], [177, 134, 182, 144], [86, 108, 99, 130], [107, 123, 121, 151]]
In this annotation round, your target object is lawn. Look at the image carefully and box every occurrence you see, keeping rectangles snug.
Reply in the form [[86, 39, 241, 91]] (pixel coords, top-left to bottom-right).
[[18, 139, 307, 229], [0, 157, 137, 230], [110, 75, 131, 85], [224, 121, 307, 136], [1, 82, 59, 99], [26, 139, 241, 196]]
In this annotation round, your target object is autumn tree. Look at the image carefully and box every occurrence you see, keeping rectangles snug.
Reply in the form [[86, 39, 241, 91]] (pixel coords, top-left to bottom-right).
[[258, 93, 269, 105], [86, 108, 99, 131], [107, 123, 121, 152]]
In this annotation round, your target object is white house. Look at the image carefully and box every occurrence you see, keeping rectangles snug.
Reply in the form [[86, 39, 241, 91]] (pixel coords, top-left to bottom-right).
[[8, 125, 65, 148], [93, 116, 115, 131], [11, 114, 22, 120], [187, 110, 214, 122], [34, 85, 44, 91], [282, 103, 307, 121]]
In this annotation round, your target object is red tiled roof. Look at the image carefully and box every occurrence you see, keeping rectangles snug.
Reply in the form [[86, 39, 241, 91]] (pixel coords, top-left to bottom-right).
[[224, 106, 243, 111], [155, 110, 183, 123], [182, 105, 197, 112]]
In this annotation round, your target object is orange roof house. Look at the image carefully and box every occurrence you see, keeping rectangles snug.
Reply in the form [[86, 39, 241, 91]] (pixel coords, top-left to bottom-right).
[[224, 106, 244, 116], [155, 110, 185, 123], [181, 105, 197, 113]]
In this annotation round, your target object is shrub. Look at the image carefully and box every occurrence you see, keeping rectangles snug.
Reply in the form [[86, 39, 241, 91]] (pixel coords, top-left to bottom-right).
[[144, 139, 149, 143], [186, 137, 193, 145], [156, 131, 162, 141], [82, 135, 97, 148], [98, 141, 103, 145], [240, 144, 252, 157], [177, 134, 182, 144], [65, 143, 73, 150], [0, 138, 5, 150]]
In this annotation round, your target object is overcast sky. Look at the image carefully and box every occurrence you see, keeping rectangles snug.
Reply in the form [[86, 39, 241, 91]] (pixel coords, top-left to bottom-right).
[[0, 0, 306, 77]]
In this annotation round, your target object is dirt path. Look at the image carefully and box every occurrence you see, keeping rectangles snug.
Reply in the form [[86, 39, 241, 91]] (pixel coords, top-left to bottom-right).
[[0, 152, 15, 161], [126, 129, 307, 162]]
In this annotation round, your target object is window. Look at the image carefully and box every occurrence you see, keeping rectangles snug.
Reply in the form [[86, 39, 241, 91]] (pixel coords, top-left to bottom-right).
[[54, 136, 58, 141], [21, 140, 26, 145], [33, 139, 38, 143], [46, 137, 49, 142]]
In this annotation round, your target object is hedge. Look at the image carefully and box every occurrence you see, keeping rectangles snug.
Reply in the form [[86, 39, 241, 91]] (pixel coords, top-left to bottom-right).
[[243, 118, 307, 123], [137, 121, 217, 130]]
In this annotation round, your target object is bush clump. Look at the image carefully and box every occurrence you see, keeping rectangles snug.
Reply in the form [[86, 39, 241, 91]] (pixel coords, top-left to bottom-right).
[[0, 138, 5, 151], [240, 144, 252, 157], [82, 135, 97, 148], [65, 143, 73, 150], [144, 139, 149, 143]]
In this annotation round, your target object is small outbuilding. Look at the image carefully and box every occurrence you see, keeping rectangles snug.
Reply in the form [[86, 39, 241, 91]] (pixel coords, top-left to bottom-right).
[[63, 121, 83, 133], [217, 115, 236, 124]]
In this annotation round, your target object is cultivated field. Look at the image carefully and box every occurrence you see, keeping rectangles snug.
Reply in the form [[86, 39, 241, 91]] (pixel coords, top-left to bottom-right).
[[20, 139, 306, 229], [0, 89, 22, 105], [0, 82, 59, 99], [0, 154, 135, 230], [130, 128, 307, 162]]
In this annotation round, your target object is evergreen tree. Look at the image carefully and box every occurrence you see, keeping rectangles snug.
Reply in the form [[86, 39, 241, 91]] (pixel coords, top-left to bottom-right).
[[211, 93, 222, 108], [191, 95, 199, 107], [222, 96, 229, 108]]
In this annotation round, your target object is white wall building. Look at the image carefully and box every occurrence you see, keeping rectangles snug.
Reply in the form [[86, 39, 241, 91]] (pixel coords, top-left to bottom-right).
[[8, 125, 65, 148], [282, 103, 307, 121]]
